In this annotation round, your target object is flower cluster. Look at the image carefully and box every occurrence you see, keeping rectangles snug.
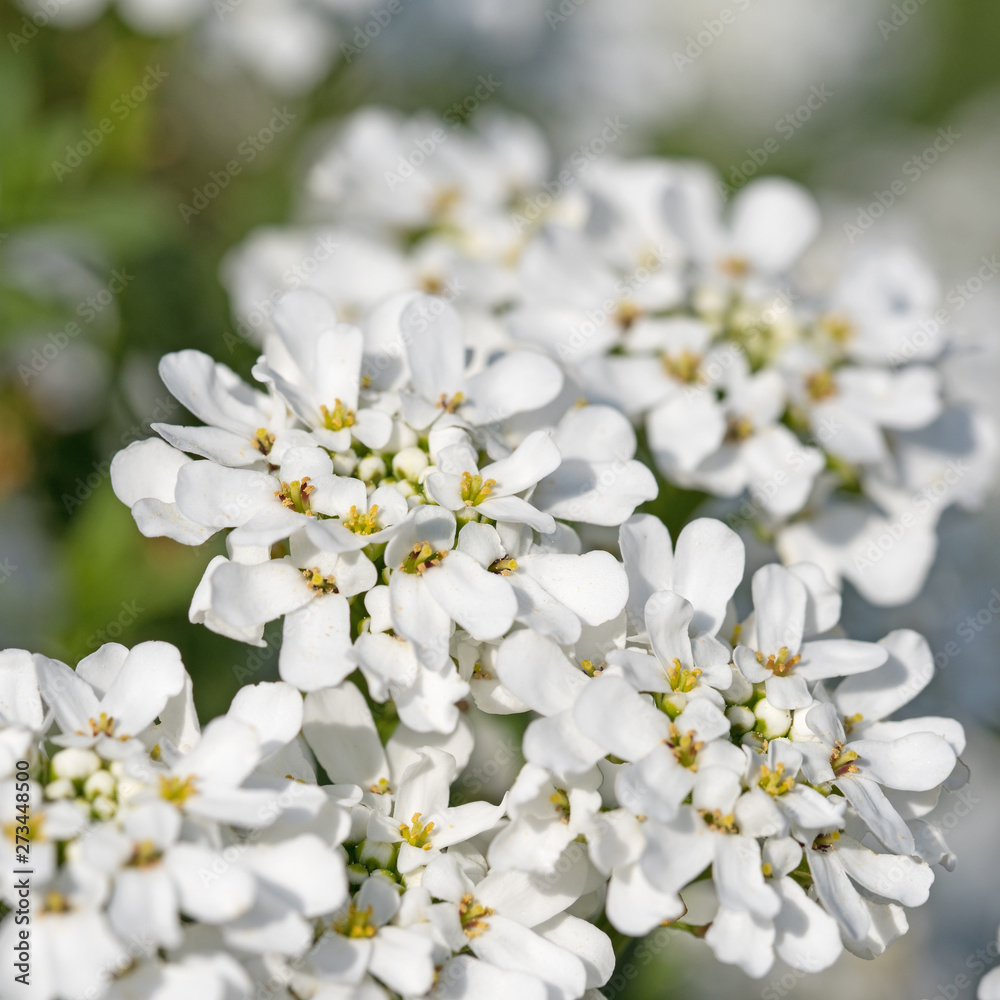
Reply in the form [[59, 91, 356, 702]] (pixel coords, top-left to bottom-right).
[[0, 514, 967, 997], [226, 107, 997, 607]]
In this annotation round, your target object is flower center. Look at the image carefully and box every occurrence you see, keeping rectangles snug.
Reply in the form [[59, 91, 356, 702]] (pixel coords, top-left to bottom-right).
[[725, 415, 754, 443], [829, 741, 860, 777], [320, 399, 356, 432], [86, 712, 116, 737], [806, 370, 837, 401], [252, 427, 275, 455], [818, 313, 853, 343], [460, 472, 496, 506], [275, 478, 315, 515], [369, 778, 390, 795], [302, 567, 339, 594], [755, 646, 801, 677], [700, 809, 738, 833], [550, 788, 571, 823], [127, 839, 164, 867], [667, 657, 702, 692], [335, 903, 377, 938], [159, 774, 197, 804], [436, 392, 465, 414], [667, 723, 703, 769], [759, 763, 795, 797], [458, 894, 493, 938], [343, 504, 380, 535], [842, 712, 864, 735], [398, 812, 435, 849], [488, 556, 517, 575], [813, 830, 840, 852], [400, 542, 447, 575], [661, 350, 702, 384]]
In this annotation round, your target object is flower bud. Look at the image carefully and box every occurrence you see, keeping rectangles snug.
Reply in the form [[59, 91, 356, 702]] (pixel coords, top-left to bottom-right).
[[726, 705, 755, 734], [332, 449, 358, 476], [753, 697, 792, 738], [719, 667, 754, 705], [51, 748, 101, 781], [393, 447, 429, 482], [357, 455, 387, 483], [84, 769, 116, 801]]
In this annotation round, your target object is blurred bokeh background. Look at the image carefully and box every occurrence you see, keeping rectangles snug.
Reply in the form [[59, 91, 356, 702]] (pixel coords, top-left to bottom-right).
[[1, 0, 999, 996]]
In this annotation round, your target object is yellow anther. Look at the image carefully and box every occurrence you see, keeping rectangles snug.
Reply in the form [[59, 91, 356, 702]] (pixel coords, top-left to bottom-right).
[[843, 712, 864, 735], [159, 774, 197, 805], [459, 472, 497, 507], [471, 661, 494, 681], [759, 763, 796, 797], [302, 567, 339, 594], [334, 903, 377, 939], [667, 723, 703, 770], [320, 399, 356, 432], [755, 646, 801, 677], [458, 894, 493, 938], [398, 812, 435, 850], [344, 504, 381, 535], [369, 777, 390, 795], [719, 255, 750, 278], [488, 556, 517, 576], [667, 657, 702, 693], [830, 742, 860, 777], [818, 313, 854, 344], [437, 392, 466, 414], [813, 831, 840, 851], [252, 427, 276, 455], [43, 891, 70, 914], [616, 300, 643, 330], [128, 839, 163, 867], [725, 415, 754, 443], [550, 789, 571, 823], [580, 658, 601, 677], [761, 863, 773, 877], [401, 541, 447, 575], [86, 712, 116, 737], [661, 350, 702, 384], [806, 369, 837, 402], [275, 477, 315, 515], [700, 809, 738, 833]]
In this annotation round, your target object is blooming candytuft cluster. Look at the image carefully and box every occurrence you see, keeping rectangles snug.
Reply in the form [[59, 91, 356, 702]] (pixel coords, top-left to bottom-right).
[[6, 103, 991, 1000], [226, 107, 997, 607], [0, 519, 969, 997]]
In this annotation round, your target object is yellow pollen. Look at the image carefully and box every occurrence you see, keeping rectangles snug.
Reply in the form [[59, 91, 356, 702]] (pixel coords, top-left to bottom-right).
[[843, 712, 864, 735], [86, 712, 116, 737], [303, 567, 339, 594], [436, 392, 466, 414], [725, 415, 754, 443], [667, 657, 702, 692], [320, 399, 356, 432], [369, 778, 390, 795], [830, 742, 860, 777], [550, 789, 571, 823], [759, 763, 796, 797], [616, 300, 643, 329], [335, 903, 377, 938], [252, 427, 276, 455], [460, 472, 497, 506], [128, 839, 163, 867], [819, 313, 854, 343], [398, 812, 435, 850], [661, 350, 702, 384], [700, 809, 738, 833], [471, 661, 494, 681], [458, 894, 493, 938], [806, 369, 837, 401], [401, 541, 447, 575], [667, 723, 703, 769], [344, 504, 380, 535], [43, 891, 70, 914], [488, 556, 517, 576], [275, 478, 315, 515], [755, 646, 801, 677], [159, 774, 197, 804]]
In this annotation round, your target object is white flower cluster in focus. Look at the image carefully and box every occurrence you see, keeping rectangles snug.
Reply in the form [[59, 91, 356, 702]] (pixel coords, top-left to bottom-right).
[[224, 107, 998, 608]]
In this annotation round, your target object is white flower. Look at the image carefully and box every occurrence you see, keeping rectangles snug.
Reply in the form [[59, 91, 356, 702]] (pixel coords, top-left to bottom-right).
[[733, 563, 888, 710], [35, 642, 187, 759]]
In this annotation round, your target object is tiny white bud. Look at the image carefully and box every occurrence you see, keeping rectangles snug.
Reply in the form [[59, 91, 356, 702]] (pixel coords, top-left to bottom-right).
[[754, 697, 792, 739], [44, 778, 75, 800], [392, 447, 429, 482], [84, 769, 116, 801], [332, 449, 358, 476], [719, 666, 754, 705], [91, 795, 117, 820], [51, 748, 101, 781], [357, 455, 386, 483], [726, 705, 755, 734]]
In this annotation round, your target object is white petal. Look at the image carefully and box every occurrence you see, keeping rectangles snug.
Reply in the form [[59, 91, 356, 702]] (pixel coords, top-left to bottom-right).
[[773, 876, 842, 972], [302, 684, 388, 787], [279, 595, 353, 691], [519, 551, 627, 626], [423, 552, 517, 640], [573, 676, 670, 761], [463, 352, 564, 425], [672, 518, 745, 636], [752, 564, 807, 654], [227, 681, 303, 758], [618, 514, 673, 633], [211, 559, 314, 628], [401, 295, 465, 402]]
